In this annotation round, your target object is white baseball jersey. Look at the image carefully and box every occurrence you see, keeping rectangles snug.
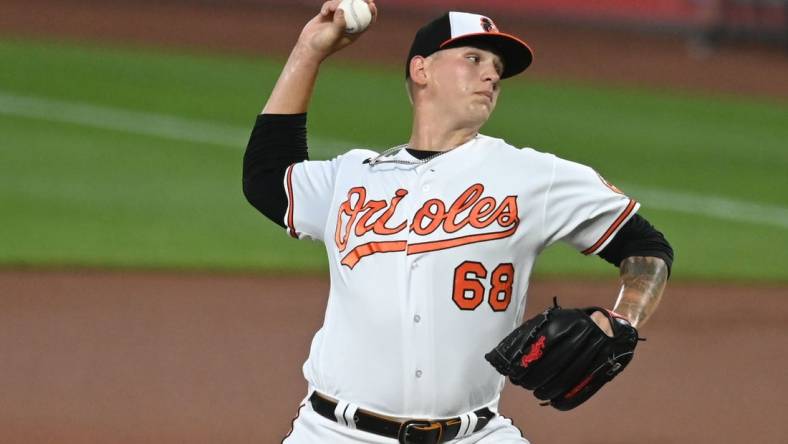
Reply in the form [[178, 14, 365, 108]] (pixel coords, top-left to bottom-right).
[[282, 134, 638, 418]]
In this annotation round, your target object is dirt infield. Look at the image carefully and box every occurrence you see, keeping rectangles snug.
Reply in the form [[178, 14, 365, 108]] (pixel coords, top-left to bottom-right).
[[1, 270, 786, 443]]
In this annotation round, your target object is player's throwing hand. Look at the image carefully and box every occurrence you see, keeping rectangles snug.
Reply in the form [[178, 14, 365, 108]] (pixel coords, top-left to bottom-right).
[[298, 0, 377, 60]]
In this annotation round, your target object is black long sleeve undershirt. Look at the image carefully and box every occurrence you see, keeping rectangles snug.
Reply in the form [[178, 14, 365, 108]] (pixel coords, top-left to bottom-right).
[[598, 214, 674, 275], [242, 113, 674, 273], [242, 113, 308, 228]]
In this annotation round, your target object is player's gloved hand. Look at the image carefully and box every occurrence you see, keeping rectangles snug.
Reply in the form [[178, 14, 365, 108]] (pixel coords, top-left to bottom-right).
[[484, 298, 641, 411]]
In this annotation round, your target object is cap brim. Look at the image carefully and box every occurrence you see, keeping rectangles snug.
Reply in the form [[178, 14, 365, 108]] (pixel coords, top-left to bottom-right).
[[440, 32, 533, 79]]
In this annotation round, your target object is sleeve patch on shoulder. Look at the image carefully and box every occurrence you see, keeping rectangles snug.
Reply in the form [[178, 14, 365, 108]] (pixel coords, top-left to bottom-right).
[[597, 172, 625, 195]]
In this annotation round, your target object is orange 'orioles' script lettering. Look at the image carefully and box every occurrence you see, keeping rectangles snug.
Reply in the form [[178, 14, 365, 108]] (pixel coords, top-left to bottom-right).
[[335, 184, 519, 268]]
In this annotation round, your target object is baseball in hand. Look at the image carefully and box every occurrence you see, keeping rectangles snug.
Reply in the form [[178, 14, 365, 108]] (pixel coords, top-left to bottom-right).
[[338, 0, 372, 34]]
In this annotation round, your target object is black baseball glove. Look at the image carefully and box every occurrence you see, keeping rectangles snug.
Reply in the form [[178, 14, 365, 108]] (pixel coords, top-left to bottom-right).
[[485, 298, 641, 411]]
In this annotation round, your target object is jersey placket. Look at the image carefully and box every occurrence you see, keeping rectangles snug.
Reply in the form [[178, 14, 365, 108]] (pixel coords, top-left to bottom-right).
[[401, 163, 439, 414]]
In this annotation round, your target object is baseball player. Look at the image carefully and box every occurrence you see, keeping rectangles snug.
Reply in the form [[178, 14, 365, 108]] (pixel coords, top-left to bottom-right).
[[242, 2, 673, 443]]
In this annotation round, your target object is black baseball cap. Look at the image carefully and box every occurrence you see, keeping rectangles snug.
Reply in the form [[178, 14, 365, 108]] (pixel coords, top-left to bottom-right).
[[405, 11, 533, 79]]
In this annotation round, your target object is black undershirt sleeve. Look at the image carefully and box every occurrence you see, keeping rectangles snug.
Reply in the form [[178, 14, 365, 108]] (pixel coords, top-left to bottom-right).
[[242, 113, 308, 228], [597, 214, 674, 276]]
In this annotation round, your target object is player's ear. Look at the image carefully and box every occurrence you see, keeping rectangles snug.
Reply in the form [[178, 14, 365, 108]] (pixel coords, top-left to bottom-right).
[[409, 56, 428, 86]]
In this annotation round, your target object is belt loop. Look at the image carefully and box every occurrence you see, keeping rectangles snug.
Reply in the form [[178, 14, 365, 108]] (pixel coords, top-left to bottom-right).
[[465, 412, 479, 437], [344, 404, 359, 430], [457, 414, 470, 438], [334, 400, 350, 427], [457, 413, 479, 439]]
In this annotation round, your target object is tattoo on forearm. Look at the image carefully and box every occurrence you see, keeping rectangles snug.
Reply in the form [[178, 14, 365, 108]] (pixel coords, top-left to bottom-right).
[[613, 256, 669, 328]]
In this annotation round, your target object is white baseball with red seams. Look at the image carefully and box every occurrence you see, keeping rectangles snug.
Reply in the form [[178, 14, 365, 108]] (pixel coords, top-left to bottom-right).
[[282, 134, 639, 419]]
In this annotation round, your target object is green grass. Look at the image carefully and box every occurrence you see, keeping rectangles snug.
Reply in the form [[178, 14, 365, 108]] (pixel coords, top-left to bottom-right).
[[489, 82, 788, 206], [1, 38, 786, 281], [0, 114, 326, 272]]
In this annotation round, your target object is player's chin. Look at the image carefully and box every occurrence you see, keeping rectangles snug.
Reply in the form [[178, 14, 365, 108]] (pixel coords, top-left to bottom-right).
[[473, 96, 496, 111], [466, 104, 495, 123]]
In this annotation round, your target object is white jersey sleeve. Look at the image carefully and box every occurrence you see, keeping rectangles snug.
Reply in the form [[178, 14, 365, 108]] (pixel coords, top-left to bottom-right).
[[282, 149, 376, 241], [542, 155, 639, 255], [283, 157, 341, 241]]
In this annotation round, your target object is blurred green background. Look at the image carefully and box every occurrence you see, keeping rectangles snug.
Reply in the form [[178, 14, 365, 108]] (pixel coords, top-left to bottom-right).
[[1, 38, 787, 281]]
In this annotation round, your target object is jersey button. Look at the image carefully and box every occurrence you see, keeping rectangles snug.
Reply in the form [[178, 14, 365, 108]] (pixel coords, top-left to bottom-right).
[[422, 185, 430, 192], [415, 370, 423, 378], [413, 314, 421, 323], [411, 262, 418, 269]]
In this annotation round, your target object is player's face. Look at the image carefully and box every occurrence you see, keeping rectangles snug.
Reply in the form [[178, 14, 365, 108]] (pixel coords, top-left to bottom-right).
[[425, 46, 503, 127]]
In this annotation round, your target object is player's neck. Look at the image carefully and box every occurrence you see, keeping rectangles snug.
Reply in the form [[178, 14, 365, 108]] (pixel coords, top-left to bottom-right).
[[408, 117, 480, 152]]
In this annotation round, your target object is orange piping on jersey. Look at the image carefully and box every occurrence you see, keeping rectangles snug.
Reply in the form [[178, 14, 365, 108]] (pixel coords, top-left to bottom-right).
[[285, 164, 298, 239], [581, 199, 638, 255], [406, 223, 519, 255], [341, 240, 408, 269]]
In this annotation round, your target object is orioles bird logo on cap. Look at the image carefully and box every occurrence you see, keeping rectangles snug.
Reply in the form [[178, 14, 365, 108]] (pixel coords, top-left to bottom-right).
[[480, 17, 498, 33]]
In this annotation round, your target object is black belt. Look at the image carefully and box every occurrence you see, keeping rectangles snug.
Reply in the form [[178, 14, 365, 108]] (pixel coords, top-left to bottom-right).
[[308, 392, 495, 444]]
